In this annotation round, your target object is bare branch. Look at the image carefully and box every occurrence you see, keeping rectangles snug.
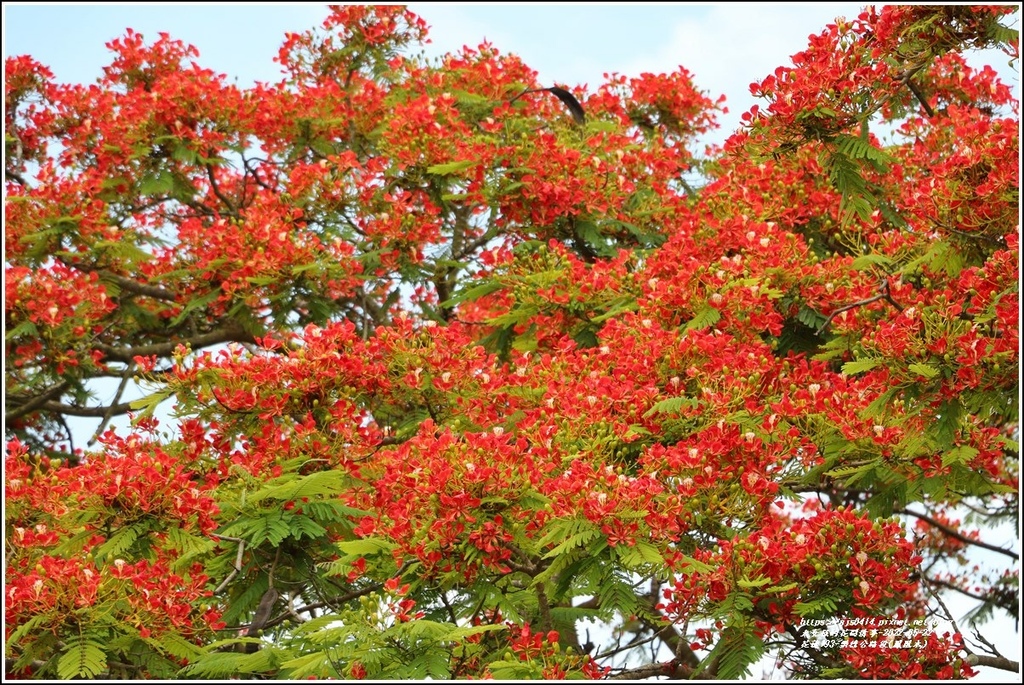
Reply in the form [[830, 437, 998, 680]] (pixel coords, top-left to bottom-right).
[[4, 381, 69, 422], [900, 508, 1019, 561], [40, 400, 138, 418], [816, 279, 904, 335], [924, 575, 991, 604], [967, 653, 1020, 672], [88, 361, 135, 445], [904, 77, 936, 118], [92, 324, 257, 364]]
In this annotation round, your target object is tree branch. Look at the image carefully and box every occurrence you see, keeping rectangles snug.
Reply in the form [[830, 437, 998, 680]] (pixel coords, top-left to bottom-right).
[[92, 324, 257, 364], [98, 270, 178, 301], [926, 580, 1021, 674], [636, 583, 700, 670], [968, 654, 1020, 672], [924, 575, 991, 604], [900, 508, 1019, 561], [904, 77, 936, 118], [206, 163, 238, 214], [816, 279, 903, 335], [5, 381, 69, 422], [609, 660, 684, 680], [41, 400, 137, 418]]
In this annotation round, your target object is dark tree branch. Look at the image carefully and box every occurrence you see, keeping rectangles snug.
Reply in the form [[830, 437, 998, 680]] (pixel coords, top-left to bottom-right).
[[636, 582, 700, 670], [927, 581, 1021, 674], [968, 654, 1020, 672], [92, 324, 257, 364], [816, 279, 904, 335], [510, 86, 586, 125], [904, 77, 936, 118], [924, 575, 991, 604], [97, 271, 178, 301], [40, 400, 137, 418], [5, 381, 69, 422], [900, 507, 1020, 561], [206, 163, 237, 214]]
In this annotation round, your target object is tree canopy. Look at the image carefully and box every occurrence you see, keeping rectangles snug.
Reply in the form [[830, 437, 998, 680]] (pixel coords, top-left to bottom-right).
[[4, 4, 1019, 680]]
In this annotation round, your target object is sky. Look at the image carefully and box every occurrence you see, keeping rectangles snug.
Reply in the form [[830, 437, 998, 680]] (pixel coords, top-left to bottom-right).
[[3, 3, 1021, 679]]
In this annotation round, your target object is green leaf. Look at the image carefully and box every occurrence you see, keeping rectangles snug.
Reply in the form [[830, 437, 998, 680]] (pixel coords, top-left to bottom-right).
[[643, 396, 699, 418], [616, 540, 664, 568], [701, 624, 765, 681], [677, 554, 714, 574], [4, 319, 39, 341], [129, 387, 175, 419], [247, 512, 292, 546], [737, 576, 772, 589], [447, 623, 507, 642], [842, 358, 881, 375], [489, 303, 539, 327], [335, 537, 397, 557], [793, 590, 842, 619], [825, 462, 876, 480], [170, 287, 222, 327], [96, 523, 143, 560], [4, 614, 49, 650], [908, 362, 939, 378], [182, 650, 249, 678], [933, 399, 964, 448], [57, 637, 107, 679], [250, 469, 349, 504], [443, 280, 504, 309], [426, 159, 477, 175], [851, 253, 896, 271], [597, 574, 640, 615], [942, 445, 979, 467], [171, 143, 199, 164], [685, 306, 721, 331], [543, 526, 600, 559], [572, 326, 599, 349], [279, 652, 336, 679], [138, 170, 175, 196], [590, 297, 638, 323], [287, 514, 328, 540], [488, 659, 542, 679], [835, 133, 892, 169]]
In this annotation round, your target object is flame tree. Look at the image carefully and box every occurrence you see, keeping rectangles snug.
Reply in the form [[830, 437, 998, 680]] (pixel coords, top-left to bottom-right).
[[5, 5, 1019, 680]]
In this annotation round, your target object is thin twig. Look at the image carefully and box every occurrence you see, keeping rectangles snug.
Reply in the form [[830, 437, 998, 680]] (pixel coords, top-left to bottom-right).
[[969, 626, 1006, 660], [925, 582, 1021, 672], [213, 535, 246, 594], [900, 507, 1019, 561], [88, 361, 135, 446], [904, 77, 936, 118], [816, 279, 903, 335]]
